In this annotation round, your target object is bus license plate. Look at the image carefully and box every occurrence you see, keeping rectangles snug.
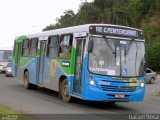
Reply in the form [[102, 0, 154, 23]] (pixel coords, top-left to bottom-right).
[[115, 94, 125, 98]]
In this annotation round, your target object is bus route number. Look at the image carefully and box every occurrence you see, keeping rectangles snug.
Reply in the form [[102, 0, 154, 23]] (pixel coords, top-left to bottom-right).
[[96, 27, 103, 33]]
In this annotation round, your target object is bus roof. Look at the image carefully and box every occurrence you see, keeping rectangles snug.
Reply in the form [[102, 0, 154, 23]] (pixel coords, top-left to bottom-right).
[[15, 24, 143, 39]]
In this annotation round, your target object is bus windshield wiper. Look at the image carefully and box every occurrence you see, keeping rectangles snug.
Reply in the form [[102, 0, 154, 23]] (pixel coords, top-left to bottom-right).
[[124, 41, 133, 57], [103, 37, 115, 54]]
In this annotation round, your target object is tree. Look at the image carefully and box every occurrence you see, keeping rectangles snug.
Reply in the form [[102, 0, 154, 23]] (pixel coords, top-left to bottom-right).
[[146, 43, 160, 71], [75, 2, 98, 25], [57, 10, 75, 28], [43, 23, 60, 31], [92, 0, 134, 26], [127, 0, 157, 27], [43, 10, 75, 31]]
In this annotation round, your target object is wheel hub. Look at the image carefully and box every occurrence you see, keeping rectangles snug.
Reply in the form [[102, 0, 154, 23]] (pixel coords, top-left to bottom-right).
[[63, 84, 68, 96]]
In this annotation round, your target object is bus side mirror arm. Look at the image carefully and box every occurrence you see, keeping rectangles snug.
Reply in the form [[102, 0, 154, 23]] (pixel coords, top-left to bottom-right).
[[88, 39, 93, 53]]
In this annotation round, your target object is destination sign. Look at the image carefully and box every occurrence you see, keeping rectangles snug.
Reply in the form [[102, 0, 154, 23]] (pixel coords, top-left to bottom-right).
[[89, 26, 143, 38]]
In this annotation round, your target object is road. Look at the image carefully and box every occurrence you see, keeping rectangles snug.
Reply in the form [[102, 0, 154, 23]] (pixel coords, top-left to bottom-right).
[[0, 74, 160, 119]]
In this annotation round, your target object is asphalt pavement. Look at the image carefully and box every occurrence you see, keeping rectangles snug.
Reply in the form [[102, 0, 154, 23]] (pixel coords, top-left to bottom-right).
[[0, 74, 160, 119]]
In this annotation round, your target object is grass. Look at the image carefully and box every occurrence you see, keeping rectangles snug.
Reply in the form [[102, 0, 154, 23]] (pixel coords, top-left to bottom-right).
[[0, 105, 17, 114], [0, 105, 34, 120]]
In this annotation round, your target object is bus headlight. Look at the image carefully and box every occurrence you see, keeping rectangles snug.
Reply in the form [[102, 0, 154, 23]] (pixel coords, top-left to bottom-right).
[[89, 76, 96, 86], [90, 80, 95, 86], [140, 82, 144, 88]]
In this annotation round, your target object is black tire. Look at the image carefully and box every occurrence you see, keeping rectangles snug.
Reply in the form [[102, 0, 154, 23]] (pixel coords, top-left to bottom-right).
[[24, 71, 32, 89], [149, 77, 155, 84], [61, 79, 71, 102]]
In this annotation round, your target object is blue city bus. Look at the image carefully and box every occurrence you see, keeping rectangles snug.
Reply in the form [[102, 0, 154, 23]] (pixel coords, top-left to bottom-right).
[[12, 24, 145, 102]]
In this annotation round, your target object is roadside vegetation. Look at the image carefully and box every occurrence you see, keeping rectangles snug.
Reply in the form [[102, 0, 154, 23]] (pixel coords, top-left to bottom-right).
[[0, 105, 17, 114], [43, 0, 160, 71], [0, 105, 34, 120]]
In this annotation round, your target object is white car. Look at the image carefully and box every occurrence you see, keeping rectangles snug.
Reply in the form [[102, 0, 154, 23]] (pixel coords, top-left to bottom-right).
[[146, 68, 157, 84], [0, 62, 8, 73], [5, 62, 12, 77]]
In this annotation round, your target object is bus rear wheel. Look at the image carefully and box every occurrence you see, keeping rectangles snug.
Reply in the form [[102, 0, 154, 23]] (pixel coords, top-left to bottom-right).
[[61, 79, 71, 102], [24, 71, 36, 89]]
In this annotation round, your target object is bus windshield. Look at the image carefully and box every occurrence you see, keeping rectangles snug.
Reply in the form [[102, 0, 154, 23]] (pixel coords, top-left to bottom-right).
[[88, 36, 145, 77]]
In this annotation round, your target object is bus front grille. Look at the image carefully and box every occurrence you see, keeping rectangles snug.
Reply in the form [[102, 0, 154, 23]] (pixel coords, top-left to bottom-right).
[[101, 85, 136, 92]]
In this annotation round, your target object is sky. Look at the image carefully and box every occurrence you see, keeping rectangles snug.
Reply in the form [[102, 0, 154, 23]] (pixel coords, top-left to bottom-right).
[[0, 0, 92, 49]]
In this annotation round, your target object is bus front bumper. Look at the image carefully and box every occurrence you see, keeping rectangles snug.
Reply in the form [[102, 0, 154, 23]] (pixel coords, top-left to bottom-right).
[[83, 85, 145, 102]]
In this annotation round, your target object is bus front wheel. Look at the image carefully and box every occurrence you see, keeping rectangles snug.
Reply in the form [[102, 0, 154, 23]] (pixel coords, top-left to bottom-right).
[[61, 79, 71, 102]]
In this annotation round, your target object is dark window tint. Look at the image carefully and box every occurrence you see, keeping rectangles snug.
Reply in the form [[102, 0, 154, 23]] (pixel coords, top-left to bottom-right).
[[59, 34, 73, 59], [22, 40, 29, 56], [29, 38, 38, 57], [47, 36, 59, 58]]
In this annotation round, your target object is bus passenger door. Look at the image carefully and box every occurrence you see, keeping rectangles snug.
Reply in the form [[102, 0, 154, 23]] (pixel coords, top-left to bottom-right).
[[38, 41, 46, 84], [73, 38, 85, 95]]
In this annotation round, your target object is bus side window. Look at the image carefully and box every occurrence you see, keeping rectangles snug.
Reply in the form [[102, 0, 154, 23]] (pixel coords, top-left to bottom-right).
[[47, 36, 59, 58], [59, 35, 72, 59], [29, 38, 38, 57], [22, 40, 29, 56]]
